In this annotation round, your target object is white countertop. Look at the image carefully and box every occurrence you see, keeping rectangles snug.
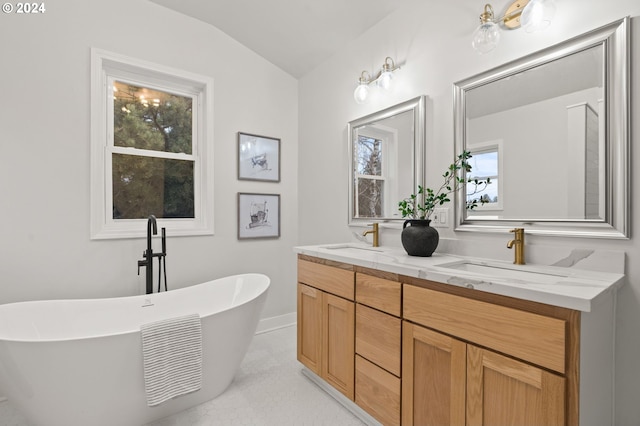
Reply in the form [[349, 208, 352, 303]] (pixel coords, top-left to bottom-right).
[[294, 243, 625, 312]]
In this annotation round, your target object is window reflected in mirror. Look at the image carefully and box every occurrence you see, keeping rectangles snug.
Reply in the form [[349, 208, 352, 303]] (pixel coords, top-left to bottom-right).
[[466, 142, 502, 212], [354, 134, 384, 217], [348, 96, 426, 224]]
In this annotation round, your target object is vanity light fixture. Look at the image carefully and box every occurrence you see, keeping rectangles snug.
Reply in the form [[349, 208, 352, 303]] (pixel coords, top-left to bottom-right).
[[354, 71, 372, 104], [520, 0, 556, 32], [353, 57, 400, 104], [472, 0, 556, 54]]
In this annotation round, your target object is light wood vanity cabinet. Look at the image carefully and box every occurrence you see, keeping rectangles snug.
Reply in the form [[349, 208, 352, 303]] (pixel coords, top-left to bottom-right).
[[297, 259, 355, 400], [403, 282, 573, 426], [297, 255, 589, 426], [355, 273, 402, 426]]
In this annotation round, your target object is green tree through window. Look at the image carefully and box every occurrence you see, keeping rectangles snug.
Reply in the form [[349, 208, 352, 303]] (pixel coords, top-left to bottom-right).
[[112, 82, 195, 219]]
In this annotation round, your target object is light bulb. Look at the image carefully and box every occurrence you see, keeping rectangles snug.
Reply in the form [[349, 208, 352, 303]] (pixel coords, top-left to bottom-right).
[[354, 83, 370, 104], [378, 71, 393, 90], [472, 21, 500, 54], [521, 0, 556, 33]]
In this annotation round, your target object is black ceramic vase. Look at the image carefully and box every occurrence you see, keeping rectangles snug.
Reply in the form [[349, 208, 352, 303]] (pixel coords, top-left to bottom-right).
[[401, 219, 439, 257]]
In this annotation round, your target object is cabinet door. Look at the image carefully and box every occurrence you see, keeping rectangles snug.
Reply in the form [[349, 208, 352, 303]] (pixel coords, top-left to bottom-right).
[[402, 321, 466, 426], [323, 292, 355, 400], [297, 283, 322, 375], [466, 345, 565, 426]]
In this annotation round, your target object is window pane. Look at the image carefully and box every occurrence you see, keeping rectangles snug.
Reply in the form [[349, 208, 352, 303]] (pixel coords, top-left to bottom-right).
[[112, 153, 194, 219], [467, 150, 499, 205], [356, 136, 382, 176], [357, 178, 383, 217], [468, 150, 497, 177], [468, 177, 499, 204], [113, 81, 193, 155]]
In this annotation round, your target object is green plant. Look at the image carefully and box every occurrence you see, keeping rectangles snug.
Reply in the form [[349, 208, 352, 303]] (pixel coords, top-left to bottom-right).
[[398, 151, 491, 220]]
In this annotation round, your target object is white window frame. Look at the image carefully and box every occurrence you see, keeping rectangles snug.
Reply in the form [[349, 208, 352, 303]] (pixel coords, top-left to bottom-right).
[[90, 48, 214, 239]]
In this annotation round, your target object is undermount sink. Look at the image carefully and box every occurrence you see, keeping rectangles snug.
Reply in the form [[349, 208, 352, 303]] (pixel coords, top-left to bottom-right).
[[437, 260, 570, 284], [323, 243, 384, 253]]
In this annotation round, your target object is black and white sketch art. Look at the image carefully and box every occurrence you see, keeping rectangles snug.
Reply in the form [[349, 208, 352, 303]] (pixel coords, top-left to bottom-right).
[[237, 193, 280, 239], [238, 132, 280, 182]]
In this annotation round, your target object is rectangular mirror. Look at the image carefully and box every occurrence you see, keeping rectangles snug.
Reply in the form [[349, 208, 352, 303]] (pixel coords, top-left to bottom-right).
[[454, 18, 630, 238], [348, 96, 425, 224]]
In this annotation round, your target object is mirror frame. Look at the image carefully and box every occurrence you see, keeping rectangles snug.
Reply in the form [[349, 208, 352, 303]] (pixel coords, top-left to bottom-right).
[[454, 17, 630, 239], [348, 95, 426, 225]]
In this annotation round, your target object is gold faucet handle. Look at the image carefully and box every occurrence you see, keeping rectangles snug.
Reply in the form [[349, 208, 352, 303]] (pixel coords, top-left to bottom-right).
[[510, 228, 524, 238]]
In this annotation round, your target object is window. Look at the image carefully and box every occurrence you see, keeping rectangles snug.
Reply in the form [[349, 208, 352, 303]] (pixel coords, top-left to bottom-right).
[[466, 141, 503, 211], [91, 49, 214, 239], [354, 134, 385, 218], [352, 123, 401, 219]]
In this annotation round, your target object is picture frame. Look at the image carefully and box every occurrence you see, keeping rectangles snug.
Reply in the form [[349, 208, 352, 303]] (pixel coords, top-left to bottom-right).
[[237, 192, 281, 239], [237, 132, 281, 182]]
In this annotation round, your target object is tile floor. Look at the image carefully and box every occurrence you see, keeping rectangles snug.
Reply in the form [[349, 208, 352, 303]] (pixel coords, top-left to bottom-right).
[[0, 325, 365, 426]]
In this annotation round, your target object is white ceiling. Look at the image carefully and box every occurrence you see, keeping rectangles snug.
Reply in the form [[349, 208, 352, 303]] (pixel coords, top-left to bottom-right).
[[149, 0, 416, 78]]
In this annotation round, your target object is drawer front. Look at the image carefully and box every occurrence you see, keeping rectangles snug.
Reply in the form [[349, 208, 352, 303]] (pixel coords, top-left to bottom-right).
[[356, 273, 401, 316], [298, 259, 354, 301], [403, 285, 566, 374], [355, 355, 401, 426], [356, 304, 401, 376]]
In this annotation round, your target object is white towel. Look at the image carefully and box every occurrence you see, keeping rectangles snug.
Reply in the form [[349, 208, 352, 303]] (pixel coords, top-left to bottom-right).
[[141, 313, 203, 407]]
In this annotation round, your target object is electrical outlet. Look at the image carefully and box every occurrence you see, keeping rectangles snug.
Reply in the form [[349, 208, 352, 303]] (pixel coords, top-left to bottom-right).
[[431, 207, 449, 228]]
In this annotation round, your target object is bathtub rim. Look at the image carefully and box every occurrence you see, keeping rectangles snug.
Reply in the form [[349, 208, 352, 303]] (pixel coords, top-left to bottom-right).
[[0, 273, 270, 343]]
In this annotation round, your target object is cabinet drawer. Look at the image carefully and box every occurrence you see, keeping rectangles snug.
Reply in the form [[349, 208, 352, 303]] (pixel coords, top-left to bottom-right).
[[404, 285, 566, 374], [298, 259, 354, 301], [355, 355, 401, 426], [356, 304, 401, 376], [356, 273, 401, 316]]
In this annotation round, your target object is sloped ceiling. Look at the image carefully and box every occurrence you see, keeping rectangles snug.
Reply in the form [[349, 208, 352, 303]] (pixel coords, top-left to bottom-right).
[[149, 0, 416, 78]]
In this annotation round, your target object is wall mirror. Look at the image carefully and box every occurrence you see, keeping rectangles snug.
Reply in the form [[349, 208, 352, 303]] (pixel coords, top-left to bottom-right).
[[454, 18, 629, 238], [348, 96, 425, 225]]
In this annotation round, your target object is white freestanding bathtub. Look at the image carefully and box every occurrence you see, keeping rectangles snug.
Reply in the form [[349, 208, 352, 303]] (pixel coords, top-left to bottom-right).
[[0, 273, 270, 426]]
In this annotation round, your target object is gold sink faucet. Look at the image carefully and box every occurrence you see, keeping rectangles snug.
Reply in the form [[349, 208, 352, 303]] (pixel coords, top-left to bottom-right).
[[507, 228, 525, 265], [362, 223, 379, 247]]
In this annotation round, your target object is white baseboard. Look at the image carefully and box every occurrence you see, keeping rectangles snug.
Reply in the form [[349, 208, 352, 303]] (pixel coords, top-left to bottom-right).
[[301, 367, 382, 426], [255, 312, 296, 334]]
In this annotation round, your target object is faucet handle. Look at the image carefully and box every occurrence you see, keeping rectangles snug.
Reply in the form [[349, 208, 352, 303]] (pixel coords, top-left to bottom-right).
[[137, 260, 145, 275], [510, 227, 524, 236]]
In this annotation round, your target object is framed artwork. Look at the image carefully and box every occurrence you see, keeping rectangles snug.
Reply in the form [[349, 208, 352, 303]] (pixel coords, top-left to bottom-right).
[[237, 192, 281, 239], [237, 132, 281, 182]]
